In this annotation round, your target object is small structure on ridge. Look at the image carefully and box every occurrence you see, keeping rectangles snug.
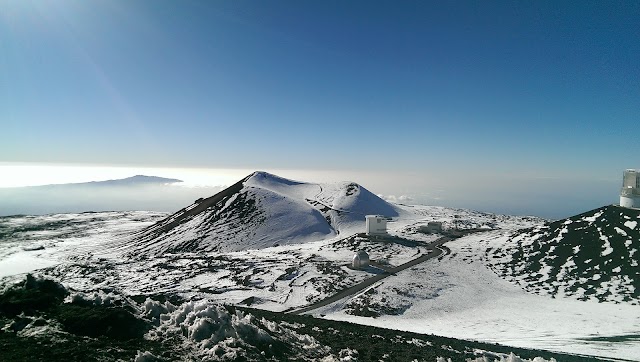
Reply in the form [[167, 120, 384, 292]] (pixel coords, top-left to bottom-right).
[[352, 250, 370, 269], [419, 221, 443, 234]]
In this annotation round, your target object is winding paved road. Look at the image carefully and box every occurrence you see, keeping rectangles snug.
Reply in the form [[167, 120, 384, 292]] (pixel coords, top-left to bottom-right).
[[287, 236, 451, 315]]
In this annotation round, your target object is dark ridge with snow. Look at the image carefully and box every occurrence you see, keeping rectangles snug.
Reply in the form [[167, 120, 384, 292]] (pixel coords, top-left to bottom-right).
[[486, 205, 640, 303], [127, 171, 400, 254]]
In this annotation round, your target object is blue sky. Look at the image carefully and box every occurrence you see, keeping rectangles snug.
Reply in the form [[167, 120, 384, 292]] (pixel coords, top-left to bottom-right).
[[1, 1, 639, 218]]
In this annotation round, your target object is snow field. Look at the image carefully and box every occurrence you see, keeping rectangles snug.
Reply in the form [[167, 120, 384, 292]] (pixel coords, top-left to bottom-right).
[[2, 194, 639, 360], [319, 240, 640, 360], [311, 209, 640, 361]]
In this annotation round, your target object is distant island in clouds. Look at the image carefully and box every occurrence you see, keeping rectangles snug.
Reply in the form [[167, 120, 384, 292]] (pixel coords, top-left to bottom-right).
[[0, 175, 220, 216], [38, 175, 184, 188]]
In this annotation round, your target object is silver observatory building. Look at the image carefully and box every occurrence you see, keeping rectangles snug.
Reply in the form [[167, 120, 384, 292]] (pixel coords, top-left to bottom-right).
[[620, 169, 640, 208]]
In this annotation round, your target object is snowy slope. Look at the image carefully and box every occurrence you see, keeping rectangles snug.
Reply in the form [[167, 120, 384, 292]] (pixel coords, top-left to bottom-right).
[[309, 207, 640, 360], [317, 238, 640, 360], [126, 171, 400, 254], [2, 191, 639, 359]]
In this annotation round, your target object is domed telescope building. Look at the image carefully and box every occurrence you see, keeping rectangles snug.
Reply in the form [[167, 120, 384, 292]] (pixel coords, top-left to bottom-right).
[[620, 169, 640, 208], [352, 250, 370, 269]]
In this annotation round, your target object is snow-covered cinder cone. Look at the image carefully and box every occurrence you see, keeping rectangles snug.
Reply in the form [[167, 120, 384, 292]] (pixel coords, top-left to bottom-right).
[[126, 172, 401, 255]]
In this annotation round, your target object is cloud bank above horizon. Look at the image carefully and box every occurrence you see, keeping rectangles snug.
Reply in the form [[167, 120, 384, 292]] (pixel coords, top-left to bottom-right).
[[0, 163, 622, 219]]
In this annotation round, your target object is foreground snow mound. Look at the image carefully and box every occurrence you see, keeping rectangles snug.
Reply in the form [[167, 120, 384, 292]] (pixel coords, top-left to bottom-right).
[[127, 171, 400, 254], [146, 299, 330, 361], [484, 205, 640, 303]]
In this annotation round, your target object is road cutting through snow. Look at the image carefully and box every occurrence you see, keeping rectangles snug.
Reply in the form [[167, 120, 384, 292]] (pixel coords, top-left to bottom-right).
[[287, 235, 452, 315]]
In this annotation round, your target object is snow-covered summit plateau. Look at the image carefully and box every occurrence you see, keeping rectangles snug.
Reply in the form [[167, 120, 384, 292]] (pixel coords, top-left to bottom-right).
[[127, 171, 400, 254], [1, 173, 639, 360]]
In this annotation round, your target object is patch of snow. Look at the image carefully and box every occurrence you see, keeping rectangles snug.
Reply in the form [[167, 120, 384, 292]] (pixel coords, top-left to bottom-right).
[[337, 347, 358, 361], [134, 351, 159, 362], [599, 231, 614, 257], [463, 354, 557, 362], [66, 290, 127, 307], [583, 210, 604, 223], [146, 299, 331, 360], [615, 227, 628, 236], [0, 252, 58, 278]]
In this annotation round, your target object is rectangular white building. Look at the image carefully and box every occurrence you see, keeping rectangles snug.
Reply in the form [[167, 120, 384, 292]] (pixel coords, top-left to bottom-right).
[[365, 215, 387, 236], [419, 221, 443, 234]]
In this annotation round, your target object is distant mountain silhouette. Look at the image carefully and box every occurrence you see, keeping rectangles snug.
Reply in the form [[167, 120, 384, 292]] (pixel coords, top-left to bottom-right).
[[0, 175, 200, 216], [36, 175, 183, 188]]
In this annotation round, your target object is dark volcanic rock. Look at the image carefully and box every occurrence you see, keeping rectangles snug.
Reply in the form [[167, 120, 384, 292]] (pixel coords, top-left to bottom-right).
[[487, 205, 640, 303], [0, 274, 68, 316]]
